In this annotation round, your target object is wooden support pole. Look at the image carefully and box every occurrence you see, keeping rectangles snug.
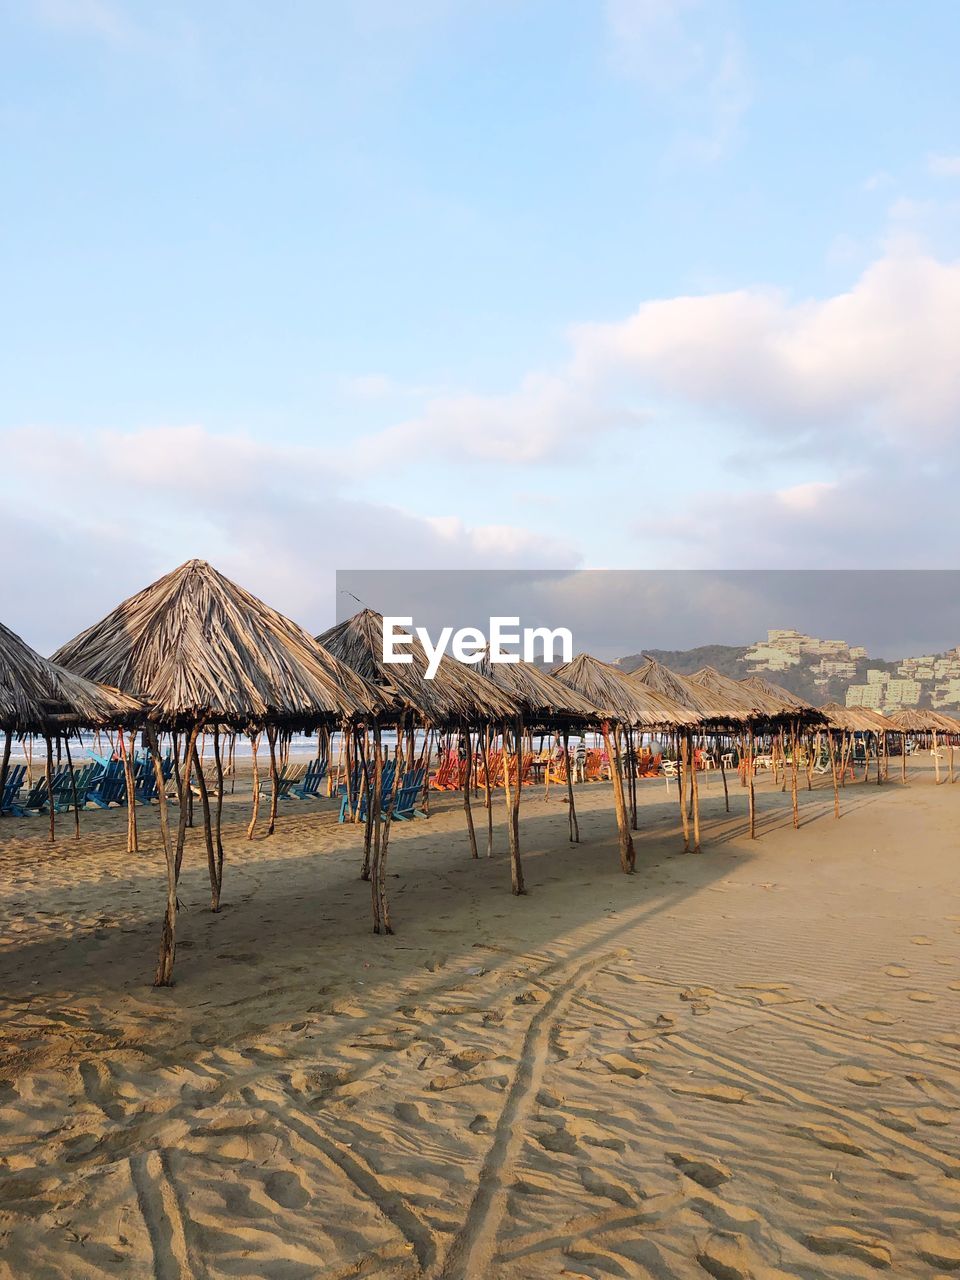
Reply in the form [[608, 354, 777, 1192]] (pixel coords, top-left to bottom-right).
[[604, 722, 635, 872], [246, 731, 261, 840], [790, 723, 799, 830], [747, 729, 756, 839], [191, 742, 219, 910], [678, 733, 690, 852], [689, 731, 701, 853], [64, 733, 80, 841], [0, 730, 10, 811], [212, 728, 225, 903], [563, 729, 579, 843], [44, 734, 55, 843], [462, 722, 478, 859], [265, 725, 280, 835], [148, 723, 178, 987], [481, 723, 494, 858], [827, 730, 840, 818]]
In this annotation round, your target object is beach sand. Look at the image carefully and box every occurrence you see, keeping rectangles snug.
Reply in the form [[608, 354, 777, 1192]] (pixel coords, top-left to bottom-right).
[[0, 762, 958, 1278]]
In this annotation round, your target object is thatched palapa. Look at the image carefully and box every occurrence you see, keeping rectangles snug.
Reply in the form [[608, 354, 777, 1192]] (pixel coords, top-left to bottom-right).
[[316, 609, 518, 726], [626, 656, 745, 725], [54, 560, 382, 730], [1, 620, 141, 734], [552, 654, 697, 729], [54, 560, 386, 986]]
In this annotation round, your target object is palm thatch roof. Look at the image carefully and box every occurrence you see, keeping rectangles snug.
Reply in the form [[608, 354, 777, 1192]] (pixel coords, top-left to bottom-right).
[[52, 560, 383, 730], [687, 666, 769, 720], [552, 654, 698, 728], [818, 702, 897, 734], [476, 650, 600, 726], [626, 656, 747, 725], [0, 620, 142, 733], [739, 675, 826, 724], [316, 609, 519, 726], [885, 707, 960, 734]]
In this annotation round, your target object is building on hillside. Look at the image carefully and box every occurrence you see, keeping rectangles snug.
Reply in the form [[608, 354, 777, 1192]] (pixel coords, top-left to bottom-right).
[[846, 684, 884, 709]]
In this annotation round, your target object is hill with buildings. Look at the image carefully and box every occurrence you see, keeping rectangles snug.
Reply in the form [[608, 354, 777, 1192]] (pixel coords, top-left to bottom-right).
[[619, 629, 960, 713]]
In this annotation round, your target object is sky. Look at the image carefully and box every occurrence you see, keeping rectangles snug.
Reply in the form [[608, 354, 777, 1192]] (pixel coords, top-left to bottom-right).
[[2, 0, 959, 654]]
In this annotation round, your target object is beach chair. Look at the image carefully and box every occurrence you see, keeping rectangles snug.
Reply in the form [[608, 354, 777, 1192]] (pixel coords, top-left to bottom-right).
[[0, 764, 27, 814], [50, 762, 103, 812], [290, 757, 328, 799], [258, 761, 308, 800], [391, 766, 427, 820], [338, 761, 397, 823], [88, 760, 128, 808], [429, 749, 461, 791], [10, 770, 62, 815], [584, 749, 604, 782]]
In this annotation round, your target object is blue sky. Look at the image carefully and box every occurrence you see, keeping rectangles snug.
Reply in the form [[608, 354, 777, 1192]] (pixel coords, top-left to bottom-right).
[[2, 0, 959, 651]]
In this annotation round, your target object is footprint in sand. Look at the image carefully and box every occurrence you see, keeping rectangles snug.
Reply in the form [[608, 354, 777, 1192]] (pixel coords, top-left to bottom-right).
[[885, 965, 910, 978], [577, 1165, 634, 1206], [908, 991, 937, 1003], [600, 1053, 648, 1080], [949, 981, 960, 992], [670, 1081, 747, 1105], [839, 1065, 891, 1087], [468, 1114, 490, 1134], [263, 1170, 309, 1210], [916, 1231, 960, 1270], [864, 1010, 899, 1025], [915, 1106, 952, 1127], [667, 1150, 731, 1188], [910, 936, 933, 946], [785, 1122, 868, 1157], [803, 1226, 892, 1270]]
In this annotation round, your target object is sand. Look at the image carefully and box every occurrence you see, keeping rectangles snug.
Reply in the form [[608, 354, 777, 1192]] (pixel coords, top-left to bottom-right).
[[0, 760, 958, 1278]]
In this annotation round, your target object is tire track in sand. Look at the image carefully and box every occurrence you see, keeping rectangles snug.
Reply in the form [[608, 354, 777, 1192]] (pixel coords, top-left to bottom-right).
[[430, 948, 615, 1280]]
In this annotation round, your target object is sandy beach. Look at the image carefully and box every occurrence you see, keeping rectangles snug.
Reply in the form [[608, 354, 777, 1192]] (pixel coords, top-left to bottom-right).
[[1, 764, 958, 1279]]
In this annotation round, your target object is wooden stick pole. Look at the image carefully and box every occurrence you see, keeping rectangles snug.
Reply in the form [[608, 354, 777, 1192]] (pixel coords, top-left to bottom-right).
[[192, 742, 218, 909], [828, 730, 840, 818], [64, 733, 80, 841], [604, 723, 635, 872], [678, 733, 690, 852], [462, 722, 478, 859], [212, 728, 225, 902], [44, 734, 55, 843], [266, 725, 280, 835], [246, 731, 261, 840], [563, 729, 579, 843], [147, 723, 178, 987], [481, 723, 494, 858]]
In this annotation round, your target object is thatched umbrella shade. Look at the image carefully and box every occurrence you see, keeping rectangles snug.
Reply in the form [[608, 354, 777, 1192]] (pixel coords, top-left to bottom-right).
[[54, 559, 385, 984], [0, 620, 143, 841], [884, 707, 960, 786], [552, 654, 698, 871], [476, 651, 601, 855], [316, 608, 519, 914], [627, 656, 752, 821], [739, 675, 832, 820], [685, 668, 777, 838]]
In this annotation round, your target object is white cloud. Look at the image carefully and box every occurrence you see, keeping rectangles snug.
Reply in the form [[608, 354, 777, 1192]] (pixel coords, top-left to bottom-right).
[[928, 153, 960, 178], [362, 248, 960, 466], [573, 248, 960, 440], [0, 424, 578, 652]]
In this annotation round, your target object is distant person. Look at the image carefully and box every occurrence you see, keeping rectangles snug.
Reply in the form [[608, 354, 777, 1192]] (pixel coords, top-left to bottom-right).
[[574, 738, 587, 783]]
